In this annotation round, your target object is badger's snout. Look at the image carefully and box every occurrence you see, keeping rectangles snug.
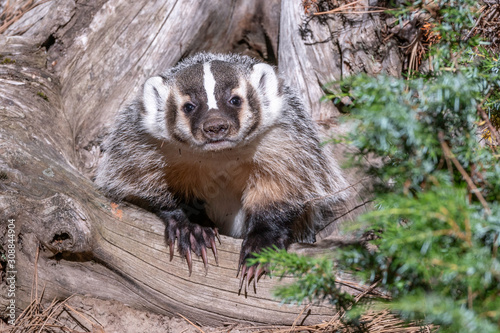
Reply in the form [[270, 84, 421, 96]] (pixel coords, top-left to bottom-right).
[[202, 118, 230, 140]]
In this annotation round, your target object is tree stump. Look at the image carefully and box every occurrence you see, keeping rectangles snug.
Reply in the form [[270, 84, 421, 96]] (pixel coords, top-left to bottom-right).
[[0, 0, 404, 326]]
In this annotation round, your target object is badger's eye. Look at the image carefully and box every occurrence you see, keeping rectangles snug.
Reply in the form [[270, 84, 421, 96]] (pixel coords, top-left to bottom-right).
[[228, 96, 242, 107], [183, 102, 196, 113]]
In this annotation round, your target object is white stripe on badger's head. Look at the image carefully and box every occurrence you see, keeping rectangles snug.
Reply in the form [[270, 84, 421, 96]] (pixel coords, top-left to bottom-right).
[[249, 63, 283, 128], [142, 76, 170, 140], [203, 62, 218, 110]]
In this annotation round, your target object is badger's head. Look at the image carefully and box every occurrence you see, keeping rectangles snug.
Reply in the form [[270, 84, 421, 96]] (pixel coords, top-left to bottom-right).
[[141, 55, 283, 152]]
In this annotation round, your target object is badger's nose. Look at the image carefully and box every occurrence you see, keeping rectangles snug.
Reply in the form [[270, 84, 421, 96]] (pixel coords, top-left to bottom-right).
[[202, 118, 230, 140]]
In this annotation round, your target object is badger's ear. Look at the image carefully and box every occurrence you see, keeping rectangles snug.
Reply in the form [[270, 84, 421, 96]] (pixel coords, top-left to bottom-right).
[[142, 76, 170, 138], [249, 63, 283, 127]]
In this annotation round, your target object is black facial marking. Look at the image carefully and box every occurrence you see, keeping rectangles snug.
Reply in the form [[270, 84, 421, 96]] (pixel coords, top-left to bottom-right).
[[176, 64, 206, 104], [244, 84, 261, 137], [166, 91, 178, 135], [211, 61, 240, 95], [174, 64, 208, 137]]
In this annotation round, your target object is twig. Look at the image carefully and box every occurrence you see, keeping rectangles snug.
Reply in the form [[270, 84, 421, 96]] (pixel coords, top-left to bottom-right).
[[464, 9, 486, 41], [441, 142, 454, 183], [335, 278, 389, 299], [314, 0, 362, 15], [289, 304, 311, 331], [65, 303, 104, 331], [14, 298, 37, 328], [38, 298, 70, 333], [408, 39, 421, 77], [30, 244, 40, 302], [177, 313, 206, 333], [438, 132, 491, 215], [354, 280, 381, 302], [318, 9, 397, 15], [478, 103, 500, 147]]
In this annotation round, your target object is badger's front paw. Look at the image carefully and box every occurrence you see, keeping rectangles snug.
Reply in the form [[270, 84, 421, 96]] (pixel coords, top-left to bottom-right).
[[159, 209, 220, 275], [237, 233, 289, 294]]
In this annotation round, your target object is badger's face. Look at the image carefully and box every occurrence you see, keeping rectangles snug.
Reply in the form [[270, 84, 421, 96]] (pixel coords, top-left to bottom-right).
[[141, 59, 283, 152]]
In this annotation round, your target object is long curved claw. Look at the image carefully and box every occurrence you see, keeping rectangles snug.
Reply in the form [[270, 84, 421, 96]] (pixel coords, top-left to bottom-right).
[[201, 246, 208, 274], [253, 269, 258, 294], [238, 264, 248, 293], [237, 263, 269, 295], [186, 248, 193, 276], [163, 213, 219, 275], [255, 265, 266, 282], [236, 260, 242, 278], [246, 265, 255, 292], [169, 241, 175, 261], [254, 265, 267, 293], [214, 228, 221, 244], [210, 238, 219, 266]]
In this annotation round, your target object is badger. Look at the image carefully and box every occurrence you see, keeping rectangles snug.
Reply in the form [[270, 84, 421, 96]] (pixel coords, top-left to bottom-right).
[[95, 52, 349, 288]]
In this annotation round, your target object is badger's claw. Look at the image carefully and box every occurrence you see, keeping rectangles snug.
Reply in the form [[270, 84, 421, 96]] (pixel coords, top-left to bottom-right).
[[237, 243, 268, 294], [237, 230, 289, 294], [186, 247, 193, 275], [237, 262, 267, 295], [168, 241, 174, 261], [210, 237, 219, 265], [214, 228, 221, 244], [162, 212, 219, 275], [201, 246, 208, 272]]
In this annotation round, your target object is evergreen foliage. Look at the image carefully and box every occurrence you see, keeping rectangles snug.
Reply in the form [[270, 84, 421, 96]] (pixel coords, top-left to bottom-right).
[[251, 1, 500, 331]]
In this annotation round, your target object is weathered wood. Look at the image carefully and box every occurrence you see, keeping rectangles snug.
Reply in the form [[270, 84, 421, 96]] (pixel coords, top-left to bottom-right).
[[279, 0, 403, 122], [0, 0, 401, 326]]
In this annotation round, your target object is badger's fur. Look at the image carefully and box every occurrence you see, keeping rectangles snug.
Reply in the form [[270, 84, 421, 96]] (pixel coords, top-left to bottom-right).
[[95, 52, 349, 282]]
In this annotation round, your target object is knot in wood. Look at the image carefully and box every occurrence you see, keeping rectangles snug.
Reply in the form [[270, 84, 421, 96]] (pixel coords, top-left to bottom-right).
[[39, 193, 92, 255]]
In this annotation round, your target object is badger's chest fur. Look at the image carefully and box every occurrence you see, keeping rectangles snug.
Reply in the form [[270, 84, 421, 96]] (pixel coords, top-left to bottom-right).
[[158, 144, 253, 237], [95, 52, 349, 285]]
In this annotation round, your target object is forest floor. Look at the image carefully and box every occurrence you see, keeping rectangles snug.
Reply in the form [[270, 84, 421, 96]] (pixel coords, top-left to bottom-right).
[[0, 292, 430, 333]]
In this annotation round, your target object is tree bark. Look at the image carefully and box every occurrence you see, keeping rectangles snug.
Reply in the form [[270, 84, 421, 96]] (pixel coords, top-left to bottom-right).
[[0, 0, 403, 326]]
